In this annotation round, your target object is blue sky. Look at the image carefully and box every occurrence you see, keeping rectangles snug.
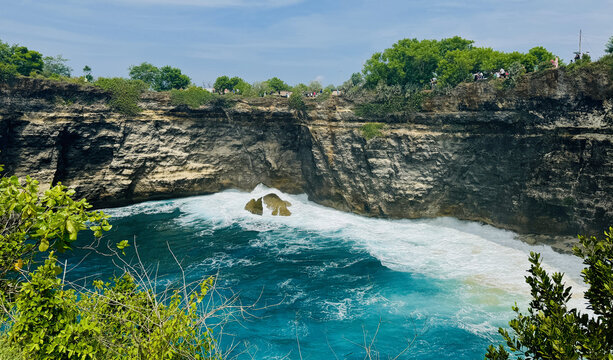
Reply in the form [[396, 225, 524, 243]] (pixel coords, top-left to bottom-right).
[[0, 0, 611, 86]]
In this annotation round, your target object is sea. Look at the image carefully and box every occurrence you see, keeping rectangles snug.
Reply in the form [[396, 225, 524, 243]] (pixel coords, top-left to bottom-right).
[[62, 185, 587, 359]]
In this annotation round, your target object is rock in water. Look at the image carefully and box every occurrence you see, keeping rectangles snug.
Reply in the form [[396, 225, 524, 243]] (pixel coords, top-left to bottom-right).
[[262, 193, 292, 216], [244, 197, 263, 215]]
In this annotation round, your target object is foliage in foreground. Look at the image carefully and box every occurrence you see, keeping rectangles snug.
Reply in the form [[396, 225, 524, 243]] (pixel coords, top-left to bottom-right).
[[486, 228, 613, 359], [94, 77, 148, 115], [8, 255, 217, 360], [0, 164, 221, 360]]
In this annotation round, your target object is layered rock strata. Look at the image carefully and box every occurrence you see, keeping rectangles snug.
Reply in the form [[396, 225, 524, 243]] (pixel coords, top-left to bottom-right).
[[1, 68, 612, 248]]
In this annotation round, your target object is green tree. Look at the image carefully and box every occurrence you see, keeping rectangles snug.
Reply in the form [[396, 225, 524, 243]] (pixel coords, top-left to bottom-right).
[[350, 72, 363, 86], [291, 83, 308, 94], [213, 75, 232, 93], [307, 80, 322, 92], [0, 62, 18, 82], [362, 37, 556, 89], [10, 46, 43, 76], [525, 46, 555, 70], [42, 55, 72, 78], [153, 65, 190, 91], [253, 80, 272, 96], [234, 78, 252, 95], [486, 228, 613, 359], [362, 36, 473, 88], [213, 76, 245, 94], [605, 36, 613, 54], [128, 62, 160, 89], [0, 39, 15, 63], [436, 49, 476, 87], [267, 77, 290, 92], [83, 65, 93, 82]]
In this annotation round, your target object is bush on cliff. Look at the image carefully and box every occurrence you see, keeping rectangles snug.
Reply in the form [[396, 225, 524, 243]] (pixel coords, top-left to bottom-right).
[[288, 91, 306, 112], [94, 77, 148, 116], [353, 83, 425, 117], [360, 122, 385, 140], [0, 164, 222, 360], [170, 86, 214, 109], [486, 228, 613, 359], [0, 62, 18, 83]]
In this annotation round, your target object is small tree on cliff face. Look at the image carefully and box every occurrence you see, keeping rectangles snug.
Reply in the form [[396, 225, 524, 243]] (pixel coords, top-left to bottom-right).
[[486, 228, 613, 359]]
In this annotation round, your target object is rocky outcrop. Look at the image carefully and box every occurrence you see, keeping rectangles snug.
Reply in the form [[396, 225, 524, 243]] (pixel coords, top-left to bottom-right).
[[245, 193, 292, 216], [263, 193, 292, 216], [245, 198, 263, 215], [1, 67, 612, 245]]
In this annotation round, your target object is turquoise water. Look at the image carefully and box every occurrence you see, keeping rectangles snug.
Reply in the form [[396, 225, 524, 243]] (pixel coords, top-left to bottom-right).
[[63, 185, 586, 359]]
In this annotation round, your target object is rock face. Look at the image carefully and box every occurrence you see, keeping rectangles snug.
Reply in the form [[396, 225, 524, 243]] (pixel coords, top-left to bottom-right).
[[244, 197, 263, 215], [1, 68, 612, 242], [245, 193, 292, 216], [263, 193, 292, 216]]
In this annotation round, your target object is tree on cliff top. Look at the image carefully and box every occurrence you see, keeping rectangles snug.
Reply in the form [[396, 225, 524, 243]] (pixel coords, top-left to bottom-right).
[[606, 36, 613, 54], [486, 228, 613, 359], [213, 75, 246, 94], [128, 61, 159, 87], [267, 77, 290, 92], [9, 46, 43, 76], [128, 62, 191, 91], [42, 55, 72, 78], [362, 37, 558, 88]]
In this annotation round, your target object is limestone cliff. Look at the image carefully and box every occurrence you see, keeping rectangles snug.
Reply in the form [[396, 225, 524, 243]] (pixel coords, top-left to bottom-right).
[[1, 68, 612, 248]]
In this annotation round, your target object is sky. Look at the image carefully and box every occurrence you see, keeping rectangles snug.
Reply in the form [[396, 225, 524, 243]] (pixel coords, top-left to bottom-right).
[[0, 0, 611, 86]]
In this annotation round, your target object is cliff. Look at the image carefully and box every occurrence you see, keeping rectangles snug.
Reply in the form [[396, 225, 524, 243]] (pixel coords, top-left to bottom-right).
[[1, 67, 612, 250]]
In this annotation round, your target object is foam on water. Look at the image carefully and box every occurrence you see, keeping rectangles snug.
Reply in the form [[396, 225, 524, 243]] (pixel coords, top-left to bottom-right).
[[99, 185, 590, 357], [158, 185, 586, 305]]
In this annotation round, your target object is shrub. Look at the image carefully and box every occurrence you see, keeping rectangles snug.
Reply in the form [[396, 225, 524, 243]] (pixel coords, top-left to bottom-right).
[[0, 62, 18, 83], [354, 83, 424, 117], [361, 122, 385, 140], [7, 254, 217, 360], [170, 86, 214, 109], [486, 227, 613, 359], [94, 78, 147, 116], [0, 166, 222, 360], [288, 92, 306, 112]]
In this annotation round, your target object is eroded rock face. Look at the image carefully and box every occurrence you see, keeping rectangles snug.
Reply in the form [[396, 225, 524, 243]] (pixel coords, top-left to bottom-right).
[[245, 193, 292, 216], [1, 68, 612, 242], [263, 193, 292, 216], [244, 197, 263, 215]]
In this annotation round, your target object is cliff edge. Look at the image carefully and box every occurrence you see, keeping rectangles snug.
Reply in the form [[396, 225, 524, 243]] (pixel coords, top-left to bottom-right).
[[1, 67, 612, 250]]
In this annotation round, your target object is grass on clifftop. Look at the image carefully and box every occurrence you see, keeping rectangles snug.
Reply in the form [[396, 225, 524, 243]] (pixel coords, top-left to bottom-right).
[[169, 86, 214, 109], [361, 122, 385, 140], [94, 77, 147, 116]]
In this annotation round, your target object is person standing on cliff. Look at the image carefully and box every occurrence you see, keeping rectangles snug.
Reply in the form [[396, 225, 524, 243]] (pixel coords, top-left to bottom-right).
[[550, 57, 559, 69]]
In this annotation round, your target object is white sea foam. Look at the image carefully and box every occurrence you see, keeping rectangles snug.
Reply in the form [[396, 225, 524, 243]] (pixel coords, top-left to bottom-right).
[[106, 185, 589, 314]]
